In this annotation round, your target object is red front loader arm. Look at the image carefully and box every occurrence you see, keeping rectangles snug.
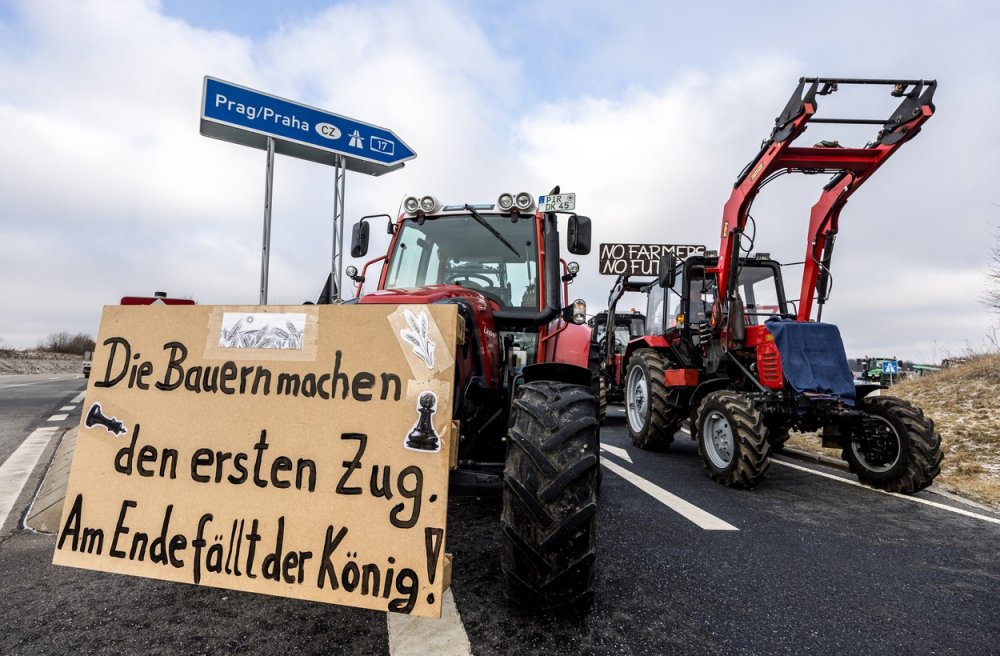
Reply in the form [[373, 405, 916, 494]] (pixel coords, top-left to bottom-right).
[[714, 77, 936, 326]]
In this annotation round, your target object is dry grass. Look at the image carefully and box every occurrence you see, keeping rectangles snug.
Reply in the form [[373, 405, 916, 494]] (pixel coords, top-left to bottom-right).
[[785, 354, 1000, 510]]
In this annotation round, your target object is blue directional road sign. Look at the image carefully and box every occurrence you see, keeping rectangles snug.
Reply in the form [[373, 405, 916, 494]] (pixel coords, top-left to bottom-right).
[[200, 76, 415, 176], [882, 360, 899, 374]]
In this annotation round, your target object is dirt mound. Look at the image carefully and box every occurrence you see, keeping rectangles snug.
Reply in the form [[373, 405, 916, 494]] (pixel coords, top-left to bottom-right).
[[0, 350, 84, 375]]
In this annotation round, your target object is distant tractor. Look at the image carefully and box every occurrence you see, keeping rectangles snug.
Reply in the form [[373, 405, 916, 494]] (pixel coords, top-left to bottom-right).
[[347, 189, 600, 611], [589, 285, 646, 421], [623, 77, 943, 493], [858, 356, 904, 386]]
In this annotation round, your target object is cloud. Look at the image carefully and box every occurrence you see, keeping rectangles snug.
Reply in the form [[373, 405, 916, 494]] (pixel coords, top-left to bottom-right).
[[0, 0, 996, 364]]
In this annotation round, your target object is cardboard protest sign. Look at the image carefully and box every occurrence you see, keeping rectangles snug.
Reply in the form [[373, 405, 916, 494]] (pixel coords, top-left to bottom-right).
[[54, 304, 459, 618]]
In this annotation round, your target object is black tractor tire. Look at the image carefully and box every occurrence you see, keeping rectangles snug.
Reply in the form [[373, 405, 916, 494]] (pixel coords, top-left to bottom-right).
[[625, 349, 681, 450], [598, 377, 608, 424], [767, 428, 791, 454], [587, 344, 604, 424], [695, 391, 770, 489], [502, 381, 599, 612], [843, 396, 943, 494]]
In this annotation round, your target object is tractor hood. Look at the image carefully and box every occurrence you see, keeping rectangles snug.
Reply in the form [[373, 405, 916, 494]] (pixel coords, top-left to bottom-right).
[[358, 285, 493, 312]]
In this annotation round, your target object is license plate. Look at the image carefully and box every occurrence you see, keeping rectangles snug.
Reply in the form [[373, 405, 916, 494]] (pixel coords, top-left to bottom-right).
[[542, 193, 576, 212]]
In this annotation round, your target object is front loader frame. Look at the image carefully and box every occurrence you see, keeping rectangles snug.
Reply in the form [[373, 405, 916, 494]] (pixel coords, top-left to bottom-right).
[[716, 77, 936, 334]]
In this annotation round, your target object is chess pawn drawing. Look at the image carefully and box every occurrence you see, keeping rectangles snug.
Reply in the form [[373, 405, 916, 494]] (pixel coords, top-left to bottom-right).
[[405, 392, 440, 452]]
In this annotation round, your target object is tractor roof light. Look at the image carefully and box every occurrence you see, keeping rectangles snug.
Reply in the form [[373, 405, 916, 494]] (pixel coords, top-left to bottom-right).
[[755, 252, 771, 260], [420, 195, 440, 213], [514, 192, 535, 212], [705, 250, 719, 258], [497, 193, 515, 211], [572, 299, 587, 325], [403, 196, 420, 214]]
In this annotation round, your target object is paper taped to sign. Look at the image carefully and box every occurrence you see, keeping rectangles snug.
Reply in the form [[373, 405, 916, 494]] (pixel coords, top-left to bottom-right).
[[218, 312, 307, 350], [55, 304, 460, 618]]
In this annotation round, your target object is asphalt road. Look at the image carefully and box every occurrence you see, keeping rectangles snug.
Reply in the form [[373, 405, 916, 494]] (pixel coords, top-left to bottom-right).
[[1, 389, 998, 655], [0, 374, 85, 466]]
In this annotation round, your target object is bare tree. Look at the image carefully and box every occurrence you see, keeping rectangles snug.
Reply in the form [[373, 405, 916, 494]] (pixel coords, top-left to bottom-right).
[[988, 227, 1000, 313], [987, 212, 1000, 312], [37, 332, 96, 355]]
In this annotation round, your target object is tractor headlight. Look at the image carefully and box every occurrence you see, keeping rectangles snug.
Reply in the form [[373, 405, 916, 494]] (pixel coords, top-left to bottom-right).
[[346, 265, 358, 278], [514, 192, 535, 212], [566, 261, 580, 275], [497, 193, 515, 211], [403, 196, 420, 214], [572, 299, 586, 324]]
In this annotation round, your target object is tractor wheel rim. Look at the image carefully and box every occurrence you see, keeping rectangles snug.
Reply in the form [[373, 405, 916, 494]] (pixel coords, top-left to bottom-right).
[[626, 366, 648, 433], [703, 410, 735, 469], [851, 414, 902, 473]]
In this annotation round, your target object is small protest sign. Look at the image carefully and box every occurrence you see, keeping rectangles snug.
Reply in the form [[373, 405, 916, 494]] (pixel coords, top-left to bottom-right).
[[53, 304, 458, 618], [598, 243, 706, 276]]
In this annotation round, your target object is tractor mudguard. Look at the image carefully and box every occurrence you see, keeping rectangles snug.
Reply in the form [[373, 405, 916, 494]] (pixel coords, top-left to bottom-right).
[[622, 334, 670, 363], [542, 321, 592, 368], [853, 382, 886, 400]]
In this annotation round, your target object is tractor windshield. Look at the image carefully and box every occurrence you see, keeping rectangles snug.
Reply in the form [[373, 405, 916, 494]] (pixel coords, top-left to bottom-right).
[[684, 262, 784, 326], [385, 214, 539, 308], [646, 259, 786, 334]]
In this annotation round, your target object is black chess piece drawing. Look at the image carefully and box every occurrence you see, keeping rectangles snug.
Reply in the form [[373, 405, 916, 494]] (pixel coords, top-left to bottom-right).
[[84, 402, 127, 436], [405, 392, 440, 452]]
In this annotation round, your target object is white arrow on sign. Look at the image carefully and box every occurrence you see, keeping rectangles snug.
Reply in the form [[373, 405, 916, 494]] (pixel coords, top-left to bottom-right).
[[600, 442, 633, 464]]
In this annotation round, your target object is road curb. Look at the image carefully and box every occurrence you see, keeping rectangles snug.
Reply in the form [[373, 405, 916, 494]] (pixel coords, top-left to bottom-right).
[[24, 427, 76, 534]]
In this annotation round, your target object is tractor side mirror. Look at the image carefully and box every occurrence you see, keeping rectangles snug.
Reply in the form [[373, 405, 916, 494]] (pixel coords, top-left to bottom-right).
[[567, 215, 592, 255], [658, 253, 677, 288], [351, 220, 370, 258]]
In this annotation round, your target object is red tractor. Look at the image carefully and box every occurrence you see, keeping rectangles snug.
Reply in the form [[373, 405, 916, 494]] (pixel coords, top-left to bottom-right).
[[591, 276, 650, 422], [347, 189, 599, 611], [624, 77, 943, 493]]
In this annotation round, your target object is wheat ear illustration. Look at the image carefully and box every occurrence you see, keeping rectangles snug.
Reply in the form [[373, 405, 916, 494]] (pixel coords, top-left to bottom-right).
[[401, 309, 436, 368]]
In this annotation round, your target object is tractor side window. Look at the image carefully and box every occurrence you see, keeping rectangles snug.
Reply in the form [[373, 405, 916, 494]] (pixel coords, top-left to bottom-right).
[[687, 269, 715, 325], [387, 231, 431, 288], [645, 285, 665, 335], [737, 264, 783, 325]]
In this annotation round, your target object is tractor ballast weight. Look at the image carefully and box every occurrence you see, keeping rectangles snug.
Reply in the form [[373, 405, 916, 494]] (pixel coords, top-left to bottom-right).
[[624, 78, 943, 493], [349, 189, 600, 612]]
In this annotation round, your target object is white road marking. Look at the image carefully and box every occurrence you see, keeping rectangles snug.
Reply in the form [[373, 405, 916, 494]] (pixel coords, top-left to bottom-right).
[[0, 380, 67, 390], [386, 588, 471, 656], [47, 414, 69, 422], [59, 406, 75, 412], [770, 458, 1000, 526], [601, 458, 738, 531], [0, 427, 59, 529], [600, 442, 633, 464], [71, 391, 86, 403]]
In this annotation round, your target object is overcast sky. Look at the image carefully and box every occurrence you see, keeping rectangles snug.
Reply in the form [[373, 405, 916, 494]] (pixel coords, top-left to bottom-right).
[[1, 0, 998, 362]]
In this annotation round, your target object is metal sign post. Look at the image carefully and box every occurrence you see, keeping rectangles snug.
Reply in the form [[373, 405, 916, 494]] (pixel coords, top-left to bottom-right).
[[332, 154, 346, 300], [200, 76, 415, 304], [260, 137, 275, 304]]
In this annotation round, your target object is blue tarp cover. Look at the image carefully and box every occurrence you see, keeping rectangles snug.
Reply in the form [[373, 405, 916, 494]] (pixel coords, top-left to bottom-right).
[[765, 319, 856, 406]]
